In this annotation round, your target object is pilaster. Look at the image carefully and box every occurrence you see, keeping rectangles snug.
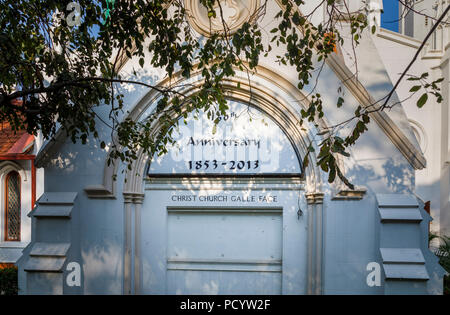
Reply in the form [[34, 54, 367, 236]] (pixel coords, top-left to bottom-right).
[[122, 192, 145, 295], [306, 192, 324, 295]]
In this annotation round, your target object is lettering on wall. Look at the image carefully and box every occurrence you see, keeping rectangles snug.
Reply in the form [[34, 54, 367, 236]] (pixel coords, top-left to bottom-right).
[[171, 193, 278, 203], [148, 101, 302, 175]]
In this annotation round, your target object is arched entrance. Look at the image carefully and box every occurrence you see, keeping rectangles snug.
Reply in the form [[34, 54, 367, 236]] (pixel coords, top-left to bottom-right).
[[117, 67, 327, 294], [141, 100, 306, 294]]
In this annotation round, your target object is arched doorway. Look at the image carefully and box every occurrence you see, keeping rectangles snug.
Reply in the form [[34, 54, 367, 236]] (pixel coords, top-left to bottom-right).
[[115, 67, 327, 295], [140, 100, 308, 294]]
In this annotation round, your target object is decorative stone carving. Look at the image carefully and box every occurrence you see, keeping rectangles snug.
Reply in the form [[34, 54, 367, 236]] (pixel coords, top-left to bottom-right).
[[185, 0, 260, 36]]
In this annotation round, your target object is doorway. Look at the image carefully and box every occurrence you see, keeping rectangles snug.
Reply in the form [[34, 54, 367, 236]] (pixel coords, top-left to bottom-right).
[[140, 178, 307, 294]]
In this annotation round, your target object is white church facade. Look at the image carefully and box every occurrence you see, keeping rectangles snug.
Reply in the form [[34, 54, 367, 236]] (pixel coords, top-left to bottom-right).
[[11, 0, 449, 294]]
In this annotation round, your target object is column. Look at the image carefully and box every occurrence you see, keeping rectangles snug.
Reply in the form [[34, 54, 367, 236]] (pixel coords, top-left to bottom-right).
[[306, 192, 324, 295], [134, 193, 145, 295], [123, 194, 133, 295]]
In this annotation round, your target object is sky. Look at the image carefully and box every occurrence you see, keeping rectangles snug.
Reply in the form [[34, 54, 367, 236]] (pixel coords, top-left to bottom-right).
[[381, 0, 399, 32]]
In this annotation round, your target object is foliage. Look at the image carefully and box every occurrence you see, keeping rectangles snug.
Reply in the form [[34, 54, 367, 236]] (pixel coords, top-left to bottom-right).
[[434, 236, 450, 295], [0, 0, 445, 186], [0, 266, 18, 296]]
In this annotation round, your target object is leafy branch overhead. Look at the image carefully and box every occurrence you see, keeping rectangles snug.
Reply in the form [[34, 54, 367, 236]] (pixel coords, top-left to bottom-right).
[[0, 0, 445, 187]]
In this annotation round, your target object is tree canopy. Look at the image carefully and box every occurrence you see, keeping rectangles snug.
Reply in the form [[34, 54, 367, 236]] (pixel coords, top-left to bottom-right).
[[0, 0, 446, 187]]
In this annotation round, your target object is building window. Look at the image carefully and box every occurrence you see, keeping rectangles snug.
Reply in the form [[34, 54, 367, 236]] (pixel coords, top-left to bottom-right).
[[4, 171, 21, 241], [381, 0, 415, 37]]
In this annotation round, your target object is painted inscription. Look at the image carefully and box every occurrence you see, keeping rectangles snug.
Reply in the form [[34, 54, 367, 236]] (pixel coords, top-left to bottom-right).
[[171, 194, 278, 203]]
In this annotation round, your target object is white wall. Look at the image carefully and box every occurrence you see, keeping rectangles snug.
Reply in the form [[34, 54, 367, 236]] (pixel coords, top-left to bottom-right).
[[370, 9, 450, 237]]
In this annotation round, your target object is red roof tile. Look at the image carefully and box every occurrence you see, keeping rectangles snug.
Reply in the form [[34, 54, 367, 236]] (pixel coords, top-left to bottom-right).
[[0, 99, 34, 155], [0, 122, 33, 155]]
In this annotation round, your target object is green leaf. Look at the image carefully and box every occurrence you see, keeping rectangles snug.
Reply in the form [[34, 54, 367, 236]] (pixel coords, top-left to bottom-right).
[[302, 154, 309, 169], [417, 93, 428, 108], [328, 164, 336, 183], [292, 12, 301, 26], [409, 85, 421, 92]]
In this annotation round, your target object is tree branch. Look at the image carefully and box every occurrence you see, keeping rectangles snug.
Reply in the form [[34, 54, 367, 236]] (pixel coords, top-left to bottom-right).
[[380, 4, 450, 110], [4, 77, 173, 101]]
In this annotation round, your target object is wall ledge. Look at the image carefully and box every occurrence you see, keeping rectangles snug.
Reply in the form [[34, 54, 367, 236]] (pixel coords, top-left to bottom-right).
[[332, 188, 366, 200]]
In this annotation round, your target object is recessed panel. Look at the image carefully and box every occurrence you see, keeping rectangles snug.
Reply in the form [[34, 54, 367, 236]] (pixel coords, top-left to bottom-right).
[[166, 208, 282, 294]]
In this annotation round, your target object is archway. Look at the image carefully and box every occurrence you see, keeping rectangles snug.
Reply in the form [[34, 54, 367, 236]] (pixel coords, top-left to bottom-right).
[[118, 67, 328, 294]]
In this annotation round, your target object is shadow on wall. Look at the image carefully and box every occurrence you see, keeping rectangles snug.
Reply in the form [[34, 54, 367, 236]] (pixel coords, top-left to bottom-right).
[[81, 237, 123, 294], [345, 158, 414, 194], [44, 69, 168, 191], [382, 158, 414, 193]]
